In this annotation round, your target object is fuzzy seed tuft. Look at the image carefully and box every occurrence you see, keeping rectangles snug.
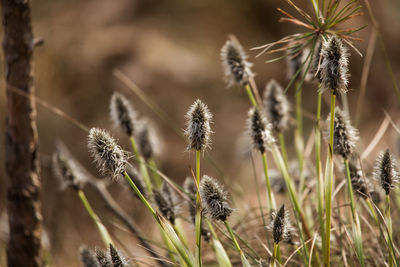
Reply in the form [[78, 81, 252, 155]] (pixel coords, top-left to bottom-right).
[[221, 37, 254, 87], [247, 107, 275, 153], [153, 182, 179, 224], [348, 162, 369, 199], [374, 149, 399, 195], [184, 99, 213, 151], [88, 128, 129, 178], [95, 248, 112, 267], [200, 175, 232, 221], [136, 119, 160, 161], [319, 35, 349, 95], [110, 92, 138, 136], [262, 80, 291, 133], [267, 205, 294, 244], [80, 246, 100, 267], [109, 244, 126, 267]]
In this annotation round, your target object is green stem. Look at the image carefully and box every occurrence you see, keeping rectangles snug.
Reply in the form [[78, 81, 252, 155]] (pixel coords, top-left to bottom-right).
[[130, 136, 153, 193], [324, 92, 336, 267], [224, 221, 241, 254], [386, 195, 394, 267], [149, 158, 162, 187], [272, 243, 281, 267], [261, 152, 276, 210], [295, 82, 305, 195], [245, 83, 257, 107], [344, 159, 365, 266], [278, 132, 289, 170], [195, 150, 202, 267], [315, 91, 325, 252], [78, 190, 113, 247]]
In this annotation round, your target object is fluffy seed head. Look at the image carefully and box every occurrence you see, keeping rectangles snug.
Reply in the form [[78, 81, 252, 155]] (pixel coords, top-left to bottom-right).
[[286, 46, 305, 79], [348, 162, 369, 199], [267, 205, 294, 244], [153, 182, 179, 224], [80, 246, 100, 267], [305, 39, 323, 83], [326, 108, 359, 158], [109, 244, 126, 267], [183, 177, 211, 241], [136, 119, 160, 161], [184, 99, 213, 151], [263, 80, 291, 133], [88, 128, 129, 178], [110, 92, 138, 136], [52, 142, 86, 191], [95, 248, 112, 267], [319, 35, 349, 94], [221, 37, 254, 87], [374, 149, 399, 195], [247, 107, 275, 153], [200, 175, 232, 221]]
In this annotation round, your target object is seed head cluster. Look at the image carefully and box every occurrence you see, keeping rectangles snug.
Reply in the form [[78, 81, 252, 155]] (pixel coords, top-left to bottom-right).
[[184, 99, 213, 151], [319, 35, 349, 95], [200, 175, 232, 221], [87, 128, 129, 178], [247, 108, 275, 153], [80, 246, 100, 267], [110, 92, 138, 136], [221, 37, 254, 87], [263, 80, 291, 133], [374, 149, 399, 195], [153, 182, 179, 224], [52, 143, 86, 191], [327, 108, 359, 158], [268, 205, 294, 244]]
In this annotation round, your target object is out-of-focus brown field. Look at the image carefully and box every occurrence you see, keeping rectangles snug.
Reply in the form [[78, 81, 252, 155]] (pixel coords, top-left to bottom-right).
[[0, 0, 400, 266]]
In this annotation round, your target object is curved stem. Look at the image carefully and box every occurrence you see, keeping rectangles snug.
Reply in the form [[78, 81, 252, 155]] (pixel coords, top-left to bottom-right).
[[195, 150, 202, 267], [245, 84, 258, 107], [261, 152, 276, 210]]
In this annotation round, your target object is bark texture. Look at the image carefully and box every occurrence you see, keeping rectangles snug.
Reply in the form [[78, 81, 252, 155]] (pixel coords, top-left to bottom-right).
[[1, 0, 42, 266]]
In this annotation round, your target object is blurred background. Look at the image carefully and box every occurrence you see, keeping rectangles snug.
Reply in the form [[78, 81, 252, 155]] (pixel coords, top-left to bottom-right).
[[0, 0, 400, 266]]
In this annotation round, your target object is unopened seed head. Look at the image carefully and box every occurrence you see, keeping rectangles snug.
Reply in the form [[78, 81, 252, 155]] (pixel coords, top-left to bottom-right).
[[326, 108, 359, 158], [87, 128, 129, 178], [136, 119, 160, 161], [200, 175, 232, 221], [184, 99, 213, 151], [319, 35, 349, 95], [221, 36, 254, 87], [110, 92, 138, 136], [263, 80, 291, 133], [374, 149, 399, 195], [80, 246, 100, 267], [247, 107, 275, 153]]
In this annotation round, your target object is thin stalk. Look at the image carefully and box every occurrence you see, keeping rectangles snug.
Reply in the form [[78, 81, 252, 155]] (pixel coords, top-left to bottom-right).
[[278, 132, 289, 169], [77, 190, 113, 247], [295, 82, 305, 195], [344, 159, 365, 266], [386, 195, 394, 267], [324, 92, 336, 267], [130, 136, 153, 193], [206, 220, 233, 267], [149, 158, 163, 187], [271, 243, 281, 267], [261, 152, 276, 210], [195, 150, 202, 267], [245, 83, 257, 107], [224, 220, 251, 267], [173, 223, 189, 249], [315, 91, 325, 251]]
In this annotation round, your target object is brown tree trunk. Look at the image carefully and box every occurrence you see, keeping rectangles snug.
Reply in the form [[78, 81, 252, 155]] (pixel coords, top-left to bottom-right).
[[1, 1, 42, 266]]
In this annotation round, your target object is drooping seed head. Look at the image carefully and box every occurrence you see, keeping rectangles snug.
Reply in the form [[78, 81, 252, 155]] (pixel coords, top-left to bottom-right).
[[247, 107, 275, 153], [221, 36, 254, 87], [136, 119, 160, 161], [153, 182, 179, 224], [374, 149, 399, 195], [183, 177, 211, 241], [348, 162, 369, 199], [109, 244, 126, 267], [88, 128, 129, 178], [267, 205, 294, 244], [95, 248, 112, 267], [326, 108, 359, 158], [52, 142, 86, 191], [184, 99, 213, 151], [110, 92, 138, 136], [80, 246, 100, 267], [263, 80, 291, 133], [200, 175, 232, 221], [319, 35, 349, 95]]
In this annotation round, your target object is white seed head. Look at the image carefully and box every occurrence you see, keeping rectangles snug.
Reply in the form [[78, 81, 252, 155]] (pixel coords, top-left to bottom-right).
[[267, 205, 294, 244], [136, 119, 161, 161], [153, 182, 179, 224], [247, 107, 275, 153], [87, 128, 129, 178], [319, 35, 349, 94], [374, 149, 399, 195], [110, 92, 138, 136], [184, 99, 213, 151], [263, 80, 291, 133], [221, 37, 254, 87]]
